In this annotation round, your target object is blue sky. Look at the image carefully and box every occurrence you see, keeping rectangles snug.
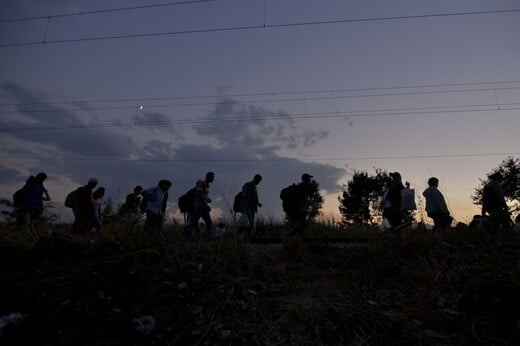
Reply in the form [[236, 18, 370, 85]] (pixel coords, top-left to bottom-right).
[[0, 0, 519, 224]]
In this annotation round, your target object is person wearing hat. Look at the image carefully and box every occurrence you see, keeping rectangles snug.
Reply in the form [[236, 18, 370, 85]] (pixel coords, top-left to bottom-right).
[[287, 173, 315, 237], [72, 177, 99, 233], [143, 180, 172, 231], [482, 172, 511, 230]]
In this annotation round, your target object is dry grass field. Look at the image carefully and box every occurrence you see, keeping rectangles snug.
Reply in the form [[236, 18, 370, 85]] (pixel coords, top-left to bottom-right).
[[0, 222, 519, 345]]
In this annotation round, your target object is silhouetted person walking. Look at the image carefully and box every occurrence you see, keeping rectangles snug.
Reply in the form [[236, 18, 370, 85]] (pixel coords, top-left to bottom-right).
[[190, 172, 214, 239], [384, 172, 405, 229], [21, 172, 50, 233], [88, 187, 105, 233], [286, 173, 314, 237], [242, 174, 263, 233], [423, 177, 452, 230], [72, 178, 98, 234], [119, 185, 144, 226], [143, 180, 171, 232], [482, 172, 511, 231]]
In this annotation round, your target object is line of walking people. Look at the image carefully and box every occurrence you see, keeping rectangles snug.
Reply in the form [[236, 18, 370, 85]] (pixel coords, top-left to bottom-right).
[[11, 169, 515, 236], [65, 171, 264, 238]]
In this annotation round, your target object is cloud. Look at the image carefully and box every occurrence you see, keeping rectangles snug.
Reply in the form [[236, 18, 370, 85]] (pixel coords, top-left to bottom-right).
[[0, 83, 346, 222], [195, 98, 319, 151]]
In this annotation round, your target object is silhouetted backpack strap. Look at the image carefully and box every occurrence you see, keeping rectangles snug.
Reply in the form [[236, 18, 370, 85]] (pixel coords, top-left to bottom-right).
[[178, 187, 196, 214]]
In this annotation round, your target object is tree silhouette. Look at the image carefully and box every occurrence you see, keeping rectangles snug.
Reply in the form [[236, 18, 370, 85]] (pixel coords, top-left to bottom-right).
[[304, 180, 324, 222], [339, 169, 390, 225]]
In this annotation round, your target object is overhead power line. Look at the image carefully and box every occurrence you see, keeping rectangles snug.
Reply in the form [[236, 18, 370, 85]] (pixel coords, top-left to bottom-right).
[[1, 81, 519, 108], [0, 0, 217, 24], [0, 152, 518, 163], [1, 104, 519, 133], [3, 86, 520, 115], [1, 8, 519, 48]]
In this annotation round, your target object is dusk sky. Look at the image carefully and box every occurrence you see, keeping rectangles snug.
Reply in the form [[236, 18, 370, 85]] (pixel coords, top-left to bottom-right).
[[1, 0, 519, 224]]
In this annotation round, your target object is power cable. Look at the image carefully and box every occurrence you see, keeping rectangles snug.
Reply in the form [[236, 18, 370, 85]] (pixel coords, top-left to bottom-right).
[[2, 80, 520, 107], [2, 86, 520, 114], [1, 8, 519, 48], [0, 0, 218, 24], [1, 104, 519, 132]]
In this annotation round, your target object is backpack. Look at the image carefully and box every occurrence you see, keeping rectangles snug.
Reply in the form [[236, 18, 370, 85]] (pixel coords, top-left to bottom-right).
[[233, 191, 245, 213], [13, 188, 26, 208], [64, 190, 77, 208], [280, 184, 299, 212], [400, 188, 417, 211], [178, 187, 196, 214]]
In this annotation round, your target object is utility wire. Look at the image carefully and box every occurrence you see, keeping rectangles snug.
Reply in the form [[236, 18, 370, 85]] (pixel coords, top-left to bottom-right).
[[3, 87, 520, 114], [0, 152, 518, 163], [2, 82, 520, 108], [0, 0, 218, 24], [1, 8, 519, 48], [3, 99, 520, 118], [1, 105, 519, 132]]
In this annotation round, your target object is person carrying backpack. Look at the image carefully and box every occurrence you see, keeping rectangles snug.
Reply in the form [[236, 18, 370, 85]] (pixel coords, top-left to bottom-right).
[[19, 172, 50, 232], [286, 173, 313, 237], [142, 180, 171, 232], [71, 178, 98, 234], [482, 172, 511, 231], [189, 172, 215, 239], [384, 172, 406, 229], [241, 174, 263, 232]]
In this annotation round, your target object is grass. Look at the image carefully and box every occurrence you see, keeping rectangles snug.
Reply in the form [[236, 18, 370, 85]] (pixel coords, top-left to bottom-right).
[[0, 221, 519, 345]]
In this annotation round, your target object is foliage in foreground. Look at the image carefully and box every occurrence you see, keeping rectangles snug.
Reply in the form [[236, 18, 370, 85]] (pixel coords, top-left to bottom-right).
[[0, 223, 519, 345]]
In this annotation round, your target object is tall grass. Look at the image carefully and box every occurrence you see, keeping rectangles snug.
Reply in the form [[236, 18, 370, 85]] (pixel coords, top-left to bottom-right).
[[0, 220, 518, 345]]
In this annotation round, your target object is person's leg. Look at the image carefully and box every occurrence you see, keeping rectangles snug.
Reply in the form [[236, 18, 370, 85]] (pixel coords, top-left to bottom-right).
[[201, 209, 212, 238], [388, 209, 403, 228], [287, 213, 305, 237], [245, 208, 255, 233], [496, 210, 513, 231], [145, 211, 158, 231], [439, 214, 453, 229], [28, 209, 40, 241], [190, 208, 200, 238], [71, 208, 79, 233], [92, 217, 102, 232], [78, 212, 89, 234], [432, 215, 440, 231]]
